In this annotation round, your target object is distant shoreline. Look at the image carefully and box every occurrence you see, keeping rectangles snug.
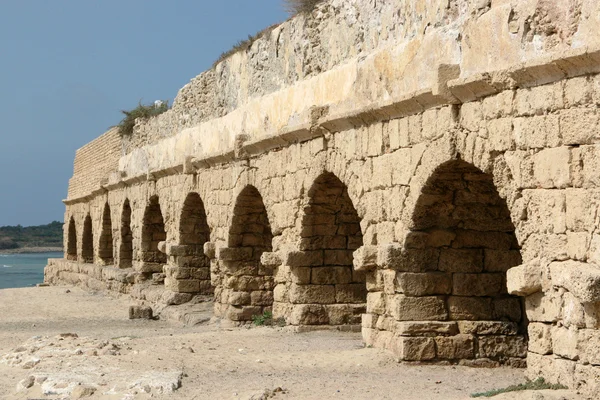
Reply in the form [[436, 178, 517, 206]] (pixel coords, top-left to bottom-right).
[[0, 247, 62, 255]]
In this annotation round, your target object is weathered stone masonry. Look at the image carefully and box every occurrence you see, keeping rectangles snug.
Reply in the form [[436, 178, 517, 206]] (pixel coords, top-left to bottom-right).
[[45, 0, 600, 397]]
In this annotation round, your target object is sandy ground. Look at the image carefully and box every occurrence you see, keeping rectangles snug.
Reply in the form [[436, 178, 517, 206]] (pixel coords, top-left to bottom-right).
[[0, 286, 571, 400]]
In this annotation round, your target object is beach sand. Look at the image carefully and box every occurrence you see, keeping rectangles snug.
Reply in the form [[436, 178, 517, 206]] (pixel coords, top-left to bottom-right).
[[0, 286, 569, 399]]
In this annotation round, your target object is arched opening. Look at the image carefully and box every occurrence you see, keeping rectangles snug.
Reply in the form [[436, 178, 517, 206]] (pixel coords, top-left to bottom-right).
[[81, 214, 94, 263], [180, 193, 210, 246], [168, 193, 212, 293], [291, 172, 366, 326], [119, 199, 133, 269], [98, 203, 114, 265], [401, 159, 526, 364], [66, 217, 77, 261], [223, 186, 274, 321], [141, 196, 167, 267]]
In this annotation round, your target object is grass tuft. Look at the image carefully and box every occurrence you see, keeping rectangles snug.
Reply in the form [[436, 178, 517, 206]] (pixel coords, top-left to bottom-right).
[[471, 378, 568, 398], [252, 311, 286, 327], [213, 24, 280, 67], [283, 0, 324, 15], [117, 100, 170, 136]]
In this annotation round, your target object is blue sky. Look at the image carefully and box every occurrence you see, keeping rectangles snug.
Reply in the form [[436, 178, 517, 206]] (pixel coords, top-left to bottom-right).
[[0, 1, 288, 227]]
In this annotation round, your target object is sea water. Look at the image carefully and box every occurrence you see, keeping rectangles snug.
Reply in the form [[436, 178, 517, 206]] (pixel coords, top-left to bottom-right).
[[0, 252, 62, 289]]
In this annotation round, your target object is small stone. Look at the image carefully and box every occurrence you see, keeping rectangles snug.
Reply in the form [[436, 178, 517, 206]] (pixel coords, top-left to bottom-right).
[[16, 375, 35, 391], [129, 305, 153, 320], [71, 385, 97, 399], [22, 358, 40, 369]]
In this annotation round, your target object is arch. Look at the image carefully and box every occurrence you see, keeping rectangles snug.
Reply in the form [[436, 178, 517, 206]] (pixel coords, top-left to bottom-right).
[[289, 172, 366, 326], [141, 196, 167, 265], [66, 216, 77, 261], [168, 193, 212, 294], [400, 159, 526, 364], [221, 185, 274, 321], [119, 199, 133, 268], [81, 214, 94, 263], [179, 193, 210, 246], [228, 186, 273, 250], [98, 203, 114, 264]]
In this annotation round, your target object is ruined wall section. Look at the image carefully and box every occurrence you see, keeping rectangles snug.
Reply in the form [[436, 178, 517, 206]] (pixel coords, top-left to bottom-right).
[[67, 128, 122, 200], [126, 0, 600, 153]]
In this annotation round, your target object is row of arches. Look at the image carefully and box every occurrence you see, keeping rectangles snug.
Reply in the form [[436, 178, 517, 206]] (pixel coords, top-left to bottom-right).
[[65, 162, 524, 346]]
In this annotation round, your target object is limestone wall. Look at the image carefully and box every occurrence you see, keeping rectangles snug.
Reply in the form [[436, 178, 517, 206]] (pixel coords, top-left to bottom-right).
[[53, 1, 600, 398], [67, 127, 121, 200]]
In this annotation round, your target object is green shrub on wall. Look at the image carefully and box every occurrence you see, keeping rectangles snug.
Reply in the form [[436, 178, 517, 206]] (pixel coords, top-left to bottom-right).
[[283, 0, 324, 14], [117, 100, 170, 136]]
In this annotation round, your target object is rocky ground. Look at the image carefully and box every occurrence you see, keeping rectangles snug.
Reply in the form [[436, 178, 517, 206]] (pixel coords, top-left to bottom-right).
[[0, 287, 580, 399]]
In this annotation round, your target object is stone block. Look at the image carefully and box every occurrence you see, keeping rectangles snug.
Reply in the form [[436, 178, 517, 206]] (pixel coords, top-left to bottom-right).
[[532, 147, 571, 189], [391, 336, 436, 361], [311, 266, 352, 285], [439, 249, 483, 273], [448, 296, 492, 320], [395, 321, 458, 336], [260, 252, 282, 267], [229, 291, 251, 306], [289, 304, 328, 325], [528, 323, 553, 355], [395, 272, 452, 296], [577, 329, 600, 366], [526, 290, 562, 323], [290, 266, 312, 284], [390, 295, 448, 321], [273, 284, 288, 302], [129, 305, 153, 320], [361, 313, 378, 329], [506, 260, 542, 296], [324, 250, 353, 266], [250, 290, 273, 306], [366, 292, 386, 314], [550, 260, 600, 303], [366, 270, 385, 292], [327, 304, 360, 325], [335, 284, 367, 303], [492, 297, 522, 323], [353, 245, 378, 271], [514, 115, 560, 150], [551, 326, 579, 360], [435, 335, 475, 360], [477, 335, 527, 358], [378, 245, 439, 272], [216, 247, 253, 261], [284, 251, 324, 267], [484, 249, 522, 272], [226, 305, 263, 322], [559, 108, 600, 145], [203, 242, 216, 259], [452, 273, 505, 296], [289, 284, 335, 304], [165, 279, 201, 293], [487, 118, 514, 152], [457, 321, 518, 336]]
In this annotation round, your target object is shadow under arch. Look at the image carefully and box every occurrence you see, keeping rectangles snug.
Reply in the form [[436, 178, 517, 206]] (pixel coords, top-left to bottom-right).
[[98, 203, 114, 265], [400, 159, 526, 365], [219, 185, 274, 322], [119, 199, 133, 268], [140, 196, 167, 276], [66, 216, 77, 261], [168, 192, 212, 294], [286, 171, 366, 327], [81, 214, 94, 263]]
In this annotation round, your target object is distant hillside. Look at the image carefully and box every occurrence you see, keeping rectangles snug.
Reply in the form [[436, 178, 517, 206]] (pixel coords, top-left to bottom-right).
[[0, 221, 63, 250]]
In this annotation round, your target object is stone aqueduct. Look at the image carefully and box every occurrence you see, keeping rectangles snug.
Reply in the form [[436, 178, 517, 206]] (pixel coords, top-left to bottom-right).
[[45, 0, 600, 396]]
